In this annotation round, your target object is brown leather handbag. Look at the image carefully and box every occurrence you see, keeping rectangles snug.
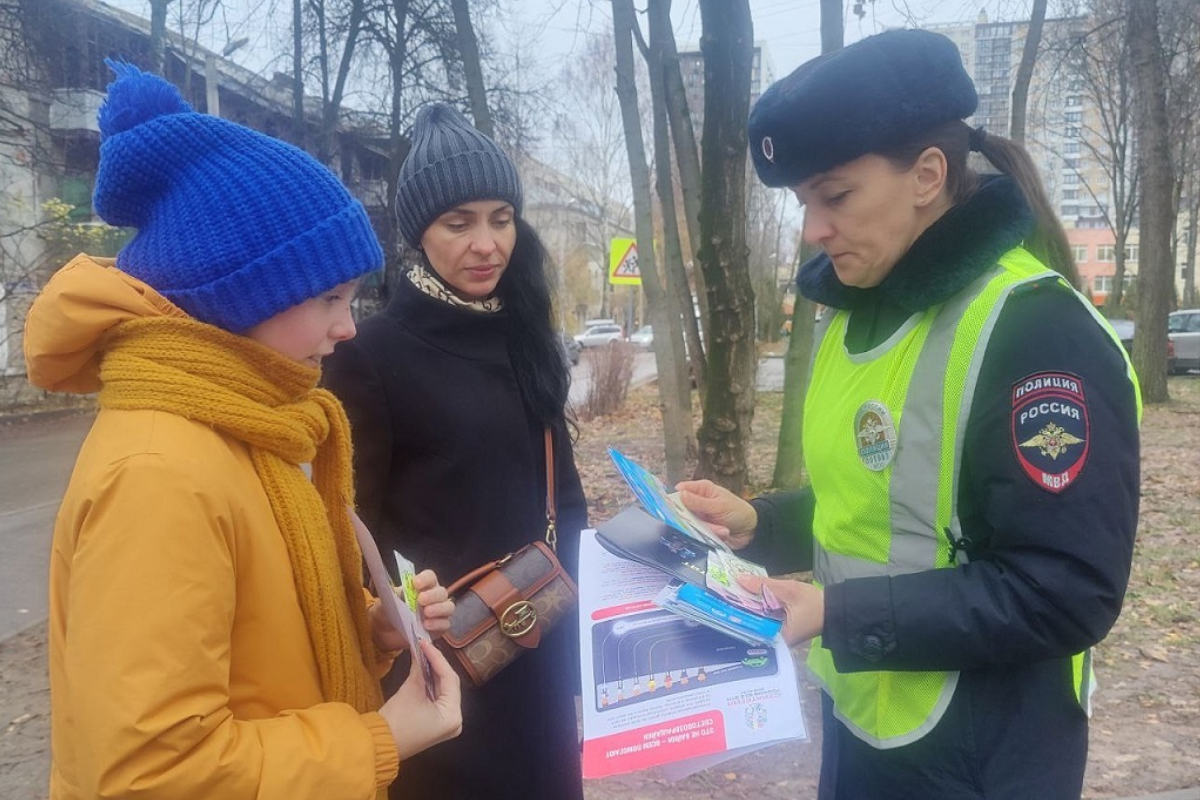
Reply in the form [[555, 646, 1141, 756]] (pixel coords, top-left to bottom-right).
[[436, 429, 578, 687]]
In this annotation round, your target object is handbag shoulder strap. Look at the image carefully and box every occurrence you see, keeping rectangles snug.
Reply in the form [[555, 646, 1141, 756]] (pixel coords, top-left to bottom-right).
[[544, 427, 557, 552]]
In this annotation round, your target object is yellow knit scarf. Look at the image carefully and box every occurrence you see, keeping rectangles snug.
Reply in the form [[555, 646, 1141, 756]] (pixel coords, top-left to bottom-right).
[[97, 316, 383, 713]]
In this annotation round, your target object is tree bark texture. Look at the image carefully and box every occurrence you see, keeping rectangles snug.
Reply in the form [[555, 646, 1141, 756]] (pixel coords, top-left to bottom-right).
[[611, 0, 691, 482], [148, 0, 172, 74], [694, 0, 756, 493], [652, 0, 710, 367], [450, 0, 493, 137], [293, 0, 305, 148], [648, 0, 706, 397], [1128, 0, 1174, 401], [1010, 0, 1047, 144]]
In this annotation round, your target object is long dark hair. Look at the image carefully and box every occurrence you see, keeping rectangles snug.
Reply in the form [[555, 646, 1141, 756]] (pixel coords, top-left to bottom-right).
[[877, 119, 1079, 288], [497, 216, 571, 429]]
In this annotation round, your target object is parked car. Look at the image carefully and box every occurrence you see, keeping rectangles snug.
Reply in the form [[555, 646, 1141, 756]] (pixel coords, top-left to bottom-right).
[[629, 325, 654, 349], [558, 332, 581, 366], [583, 317, 618, 330], [1168, 308, 1200, 374], [1108, 316, 1178, 370], [1109, 319, 1134, 353], [574, 323, 624, 348]]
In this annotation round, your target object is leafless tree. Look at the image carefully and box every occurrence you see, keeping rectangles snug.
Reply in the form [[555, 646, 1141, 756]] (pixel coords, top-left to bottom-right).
[[1128, 0, 1175, 401], [644, 0, 703, 404], [1011, 0, 1048, 144], [693, 0, 756, 493], [1042, 4, 1139, 314], [611, 0, 690, 482]]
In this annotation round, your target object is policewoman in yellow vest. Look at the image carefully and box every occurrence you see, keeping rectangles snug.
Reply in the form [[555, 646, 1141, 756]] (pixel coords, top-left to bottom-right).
[[677, 29, 1140, 800]]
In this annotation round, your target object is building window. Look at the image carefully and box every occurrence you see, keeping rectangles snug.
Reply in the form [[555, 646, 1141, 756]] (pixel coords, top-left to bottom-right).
[[1095, 275, 1136, 292], [1063, 189, 1079, 200], [1064, 172, 1080, 185], [1097, 245, 1116, 262], [1072, 245, 1088, 262], [1065, 141, 1081, 154], [1124, 245, 1138, 262]]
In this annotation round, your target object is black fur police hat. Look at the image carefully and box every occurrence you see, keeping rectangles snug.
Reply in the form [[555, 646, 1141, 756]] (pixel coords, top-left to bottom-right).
[[748, 29, 978, 187]]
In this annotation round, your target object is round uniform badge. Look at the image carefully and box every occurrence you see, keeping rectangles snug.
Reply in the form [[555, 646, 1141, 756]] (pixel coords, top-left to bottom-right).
[[855, 400, 898, 471]]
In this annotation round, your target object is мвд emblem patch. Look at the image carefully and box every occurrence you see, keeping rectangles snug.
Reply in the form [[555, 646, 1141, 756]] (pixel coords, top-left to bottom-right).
[[1011, 371, 1090, 493]]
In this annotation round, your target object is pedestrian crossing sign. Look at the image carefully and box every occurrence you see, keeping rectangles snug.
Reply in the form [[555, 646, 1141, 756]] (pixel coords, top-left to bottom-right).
[[608, 238, 641, 285]]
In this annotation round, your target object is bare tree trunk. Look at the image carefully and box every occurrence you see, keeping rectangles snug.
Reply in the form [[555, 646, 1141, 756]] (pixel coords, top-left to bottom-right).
[[318, 0, 366, 166], [1128, 0, 1174, 401], [819, 0, 842, 54], [382, 0, 413, 295], [654, 0, 708, 373], [292, 0, 305, 148], [148, 0, 173, 74], [648, 0, 706, 396], [1185, 194, 1198, 308], [450, 0, 493, 137], [694, 0, 756, 493], [773, 1, 843, 487], [1010, 0, 1048, 144], [612, 0, 691, 481]]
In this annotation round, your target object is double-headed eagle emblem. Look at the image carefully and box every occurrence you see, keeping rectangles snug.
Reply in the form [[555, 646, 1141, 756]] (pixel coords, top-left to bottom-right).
[[1019, 422, 1084, 460]]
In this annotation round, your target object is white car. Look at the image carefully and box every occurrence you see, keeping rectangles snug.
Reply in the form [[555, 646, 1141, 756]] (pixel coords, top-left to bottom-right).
[[1168, 308, 1200, 374], [629, 325, 653, 349], [574, 324, 624, 348]]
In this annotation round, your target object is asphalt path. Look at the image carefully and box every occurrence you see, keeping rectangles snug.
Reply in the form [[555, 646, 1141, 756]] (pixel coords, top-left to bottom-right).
[[0, 412, 92, 641]]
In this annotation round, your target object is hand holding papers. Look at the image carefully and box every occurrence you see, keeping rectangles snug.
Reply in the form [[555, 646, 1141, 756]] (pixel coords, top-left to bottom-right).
[[601, 450, 784, 644], [349, 509, 436, 700], [577, 529, 806, 780], [607, 448, 732, 553]]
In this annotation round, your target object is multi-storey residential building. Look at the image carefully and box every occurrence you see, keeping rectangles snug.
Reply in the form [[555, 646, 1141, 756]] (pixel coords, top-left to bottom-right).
[[675, 42, 775, 146], [931, 13, 1149, 308]]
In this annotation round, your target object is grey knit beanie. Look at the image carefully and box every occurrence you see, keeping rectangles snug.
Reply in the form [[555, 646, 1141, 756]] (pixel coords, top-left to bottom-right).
[[395, 103, 523, 248]]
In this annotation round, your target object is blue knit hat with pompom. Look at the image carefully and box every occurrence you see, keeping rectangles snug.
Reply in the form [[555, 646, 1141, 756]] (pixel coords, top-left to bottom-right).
[[93, 60, 383, 333]]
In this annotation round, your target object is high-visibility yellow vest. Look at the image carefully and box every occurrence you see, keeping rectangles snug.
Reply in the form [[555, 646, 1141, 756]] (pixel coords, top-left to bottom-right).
[[802, 247, 1140, 749]]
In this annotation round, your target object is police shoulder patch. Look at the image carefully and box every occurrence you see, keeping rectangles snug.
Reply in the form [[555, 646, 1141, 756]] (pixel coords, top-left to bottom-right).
[[1010, 371, 1090, 494]]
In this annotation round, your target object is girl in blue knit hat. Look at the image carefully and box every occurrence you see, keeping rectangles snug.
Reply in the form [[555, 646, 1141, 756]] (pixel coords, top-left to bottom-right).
[[24, 63, 462, 800], [676, 29, 1141, 800], [323, 103, 588, 800]]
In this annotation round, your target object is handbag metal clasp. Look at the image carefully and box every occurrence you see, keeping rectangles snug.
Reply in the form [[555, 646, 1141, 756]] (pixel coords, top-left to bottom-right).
[[499, 600, 538, 638]]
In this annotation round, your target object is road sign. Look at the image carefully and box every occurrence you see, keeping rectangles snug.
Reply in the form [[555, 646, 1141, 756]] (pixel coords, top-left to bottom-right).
[[608, 238, 641, 286]]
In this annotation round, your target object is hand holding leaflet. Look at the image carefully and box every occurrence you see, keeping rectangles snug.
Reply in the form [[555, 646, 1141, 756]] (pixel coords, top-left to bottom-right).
[[349, 508, 436, 700], [607, 448, 731, 553]]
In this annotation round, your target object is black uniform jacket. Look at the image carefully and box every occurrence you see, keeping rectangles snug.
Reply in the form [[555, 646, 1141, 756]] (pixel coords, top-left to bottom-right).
[[323, 275, 587, 800], [743, 176, 1140, 800]]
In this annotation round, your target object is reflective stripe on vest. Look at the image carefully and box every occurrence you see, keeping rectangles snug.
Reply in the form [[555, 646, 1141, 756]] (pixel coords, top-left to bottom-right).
[[802, 247, 1105, 749]]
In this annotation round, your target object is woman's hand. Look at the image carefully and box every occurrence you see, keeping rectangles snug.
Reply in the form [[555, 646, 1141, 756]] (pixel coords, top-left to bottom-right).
[[739, 574, 824, 647], [379, 639, 463, 760], [371, 569, 455, 651], [411, 569, 454, 637], [675, 479, 759, 549]]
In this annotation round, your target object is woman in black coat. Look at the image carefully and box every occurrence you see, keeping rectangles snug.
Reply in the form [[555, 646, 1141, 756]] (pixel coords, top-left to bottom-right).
[[323, 104, 586, 800]]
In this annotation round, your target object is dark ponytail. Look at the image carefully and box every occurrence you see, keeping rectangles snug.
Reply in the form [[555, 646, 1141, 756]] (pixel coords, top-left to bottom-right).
[[879, 120, 1080, 288], [973, 127, 1079, 288]]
